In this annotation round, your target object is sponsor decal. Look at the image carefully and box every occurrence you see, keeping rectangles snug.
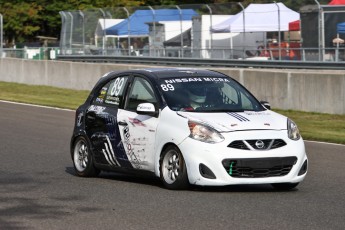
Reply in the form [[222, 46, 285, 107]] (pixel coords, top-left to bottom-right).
[[128, 118, 146, 127], [161, 78, 229, 91], [244, 111, 270, 116], [88, 105, 106, 113], [105, 95, 120, 105], [163, 78, 229, 84], [123, 124, 141, 169], [96, 98, 104, 103], [137, 104, 152, 111]]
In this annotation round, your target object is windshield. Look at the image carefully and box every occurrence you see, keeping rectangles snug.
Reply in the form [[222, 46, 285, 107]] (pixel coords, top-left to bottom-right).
[[159, 76, 265, 112]]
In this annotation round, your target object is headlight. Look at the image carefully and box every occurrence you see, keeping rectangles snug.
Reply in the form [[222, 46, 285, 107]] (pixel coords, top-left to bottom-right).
[[188, 121, 224, 143], [287, 118, 301, 140]]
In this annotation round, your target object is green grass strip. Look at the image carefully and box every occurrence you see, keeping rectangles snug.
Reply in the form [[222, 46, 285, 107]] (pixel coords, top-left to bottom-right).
[[0, 81, 89, 110], [1, 81, 344, 144]]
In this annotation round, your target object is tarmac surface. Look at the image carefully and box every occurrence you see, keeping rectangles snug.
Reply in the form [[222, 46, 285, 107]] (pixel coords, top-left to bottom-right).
[[1, 101, 344, 230]]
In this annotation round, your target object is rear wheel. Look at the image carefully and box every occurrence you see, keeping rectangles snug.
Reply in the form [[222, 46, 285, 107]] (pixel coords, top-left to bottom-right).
[[271, 183, 299, 190], [160, 146, 189, 190], [72, 136, 100, 177]]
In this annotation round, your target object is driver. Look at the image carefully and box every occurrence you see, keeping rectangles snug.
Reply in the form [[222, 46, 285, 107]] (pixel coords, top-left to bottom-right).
[[187, 87, 207, 109]]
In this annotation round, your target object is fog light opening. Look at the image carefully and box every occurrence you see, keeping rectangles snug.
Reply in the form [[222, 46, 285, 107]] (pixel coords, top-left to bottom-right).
[[199, 164, 216, 179], [298, 160, 308, 176]]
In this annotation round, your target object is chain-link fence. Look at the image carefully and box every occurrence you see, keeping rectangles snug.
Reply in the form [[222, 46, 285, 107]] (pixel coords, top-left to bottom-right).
[[0, 13, 3, 58], [1, 2, 345, 62], [58, 2, 308, 61]]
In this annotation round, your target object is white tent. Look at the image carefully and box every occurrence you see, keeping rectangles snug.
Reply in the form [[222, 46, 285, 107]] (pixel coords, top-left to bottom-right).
[[211, 3, 299, 33], [95, 19, 124, 46], [95, 19, 124, 37]]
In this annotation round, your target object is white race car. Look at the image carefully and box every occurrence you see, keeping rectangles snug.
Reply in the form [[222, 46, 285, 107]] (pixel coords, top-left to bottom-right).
[[71, 68, 308, 190]]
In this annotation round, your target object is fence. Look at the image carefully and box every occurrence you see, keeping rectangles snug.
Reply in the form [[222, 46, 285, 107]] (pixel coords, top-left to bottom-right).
[[57, 1, 345, 62], [58, 3, 291, 60], [0, 13, 3, 58]]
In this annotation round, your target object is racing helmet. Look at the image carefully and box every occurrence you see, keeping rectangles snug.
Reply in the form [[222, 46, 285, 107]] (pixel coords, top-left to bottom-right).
[[188, 87, 206, 103]]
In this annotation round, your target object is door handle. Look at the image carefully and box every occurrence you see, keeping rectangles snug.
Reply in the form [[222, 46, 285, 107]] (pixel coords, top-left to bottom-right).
[[118, 121, 127, 126], [86, 112, 96, 122]]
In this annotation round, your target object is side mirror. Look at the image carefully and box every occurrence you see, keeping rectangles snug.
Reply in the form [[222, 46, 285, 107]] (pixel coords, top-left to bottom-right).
[[260, 101, 271, 110], [136, 103, 158, 117]]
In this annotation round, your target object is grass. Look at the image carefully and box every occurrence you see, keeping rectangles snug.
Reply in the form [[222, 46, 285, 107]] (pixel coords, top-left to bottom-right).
[[0, 81, 89, 110], [275, 109, 345, 145], [1, 81, 344, 145]]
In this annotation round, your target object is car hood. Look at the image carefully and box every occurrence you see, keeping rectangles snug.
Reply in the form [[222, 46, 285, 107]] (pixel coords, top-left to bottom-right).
[[177, 110, 287, 132]]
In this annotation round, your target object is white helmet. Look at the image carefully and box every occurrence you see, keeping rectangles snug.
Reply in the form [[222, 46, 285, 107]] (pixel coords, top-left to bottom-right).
[[188, 87, 206, 104]]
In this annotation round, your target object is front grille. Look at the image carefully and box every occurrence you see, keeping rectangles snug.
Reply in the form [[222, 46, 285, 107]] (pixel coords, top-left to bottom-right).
[[270, 139, 287, 149], [222, 157, 297, 178], [228, 139, 287, 150], [228, 140, 249, 150]]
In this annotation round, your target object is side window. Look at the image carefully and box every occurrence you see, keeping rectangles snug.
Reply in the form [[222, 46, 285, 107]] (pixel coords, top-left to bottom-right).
[[240, 92, 254, 110], [221, 84, 255, 110], [93, 76, 128, 106], [104, 77, 128, 106], [93, 83, 109, 104], [221, 84, 239, 105], [125, 77, 157, 111]]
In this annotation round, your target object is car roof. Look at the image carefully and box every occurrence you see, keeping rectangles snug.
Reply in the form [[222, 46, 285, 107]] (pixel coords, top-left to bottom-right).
[[102, 68, 228, 81], [137, 68, 227, 79]]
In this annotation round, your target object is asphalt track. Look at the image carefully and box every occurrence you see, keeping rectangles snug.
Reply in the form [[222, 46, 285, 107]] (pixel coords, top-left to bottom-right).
[[1, 100, 344, 230]]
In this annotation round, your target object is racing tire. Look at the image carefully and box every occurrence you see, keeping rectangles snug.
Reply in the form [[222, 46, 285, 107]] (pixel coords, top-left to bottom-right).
[[160, 146, 189, 190], [72, 136, 100, 177], [271, 183, 299, 190]]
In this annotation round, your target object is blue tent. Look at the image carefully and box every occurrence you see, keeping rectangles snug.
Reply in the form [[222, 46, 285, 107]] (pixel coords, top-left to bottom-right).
[[105, 9, 198, 36], [337, 22, 345, 34]]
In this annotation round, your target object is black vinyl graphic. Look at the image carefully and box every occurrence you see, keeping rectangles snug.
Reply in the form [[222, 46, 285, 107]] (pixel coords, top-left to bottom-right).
[[227, 112, 250, 122]]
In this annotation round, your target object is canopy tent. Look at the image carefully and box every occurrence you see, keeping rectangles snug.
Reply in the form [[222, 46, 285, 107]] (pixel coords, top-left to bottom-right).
[[329, 0, 345, 5], [289, 20, 300, 31], [95, 19, 124, 37], [337, 22, 345, 33], [163, 28, 191, 47], [105, 9, 198, 37], [211, 3, 299, 33]]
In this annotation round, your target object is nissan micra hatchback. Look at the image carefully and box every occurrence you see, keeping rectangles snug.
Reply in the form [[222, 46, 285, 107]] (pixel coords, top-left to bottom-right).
[[71, 68, 307, 190]]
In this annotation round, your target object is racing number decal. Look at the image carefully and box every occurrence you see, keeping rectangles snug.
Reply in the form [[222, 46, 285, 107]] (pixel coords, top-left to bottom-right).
[[111, 77, 125, 96], [160, 84, 174, 91]]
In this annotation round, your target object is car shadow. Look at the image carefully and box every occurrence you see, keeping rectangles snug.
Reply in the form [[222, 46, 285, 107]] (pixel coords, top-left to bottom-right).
[[65, 167, 298, 193]]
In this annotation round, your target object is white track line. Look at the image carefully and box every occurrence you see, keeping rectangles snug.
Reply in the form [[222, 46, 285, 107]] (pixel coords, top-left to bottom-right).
[[0, 100, 74, 112], [304, 140, 345, 147]]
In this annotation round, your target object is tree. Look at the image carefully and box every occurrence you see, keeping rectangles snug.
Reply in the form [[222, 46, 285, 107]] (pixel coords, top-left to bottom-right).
[[0, 1, 42, 44]]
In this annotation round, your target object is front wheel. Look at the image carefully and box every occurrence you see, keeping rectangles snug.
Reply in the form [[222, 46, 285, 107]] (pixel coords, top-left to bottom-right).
[[271, 183, 299, 190], [160, 146, 189, 190], [72, 136, 100, 177]]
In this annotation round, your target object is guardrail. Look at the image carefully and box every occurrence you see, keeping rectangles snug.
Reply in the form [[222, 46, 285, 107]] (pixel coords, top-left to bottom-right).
[[56, 55, 345, 70]]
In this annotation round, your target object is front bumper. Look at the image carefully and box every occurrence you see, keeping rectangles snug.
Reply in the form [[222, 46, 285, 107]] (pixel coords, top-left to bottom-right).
[[178, 130, 308, 186]]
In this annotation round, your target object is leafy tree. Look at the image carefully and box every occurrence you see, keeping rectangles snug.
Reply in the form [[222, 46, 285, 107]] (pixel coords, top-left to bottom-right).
[[0, 1, 42, 44]]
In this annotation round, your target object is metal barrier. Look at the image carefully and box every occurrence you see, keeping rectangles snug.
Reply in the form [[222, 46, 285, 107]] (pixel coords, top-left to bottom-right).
[[56, 46, 345, 62], [56, 54, 345, 70], [1, 47, 59, 60]]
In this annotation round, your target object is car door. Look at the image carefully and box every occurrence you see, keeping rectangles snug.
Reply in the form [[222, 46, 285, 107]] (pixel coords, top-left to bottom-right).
[[85, 75, 134, 169], [117, 76, 160, 172]]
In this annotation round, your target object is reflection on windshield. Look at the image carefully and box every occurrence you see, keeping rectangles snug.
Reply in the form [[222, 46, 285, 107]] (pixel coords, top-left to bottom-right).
[[159, 77, 265, 112]]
